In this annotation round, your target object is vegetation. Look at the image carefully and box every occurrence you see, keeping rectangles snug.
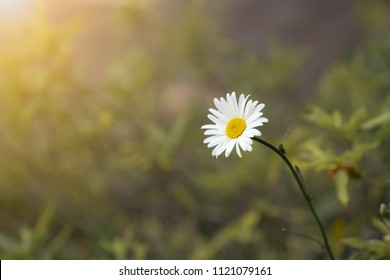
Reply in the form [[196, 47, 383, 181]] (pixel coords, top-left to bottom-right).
[[0, 0, 389, 259]]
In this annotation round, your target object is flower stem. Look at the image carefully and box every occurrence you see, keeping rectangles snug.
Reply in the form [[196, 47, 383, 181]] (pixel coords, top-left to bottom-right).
[[253, 136, 335, 260]]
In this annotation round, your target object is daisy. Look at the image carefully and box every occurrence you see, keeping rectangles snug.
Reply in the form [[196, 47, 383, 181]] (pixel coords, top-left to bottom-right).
[[201, 92, 269, 158]]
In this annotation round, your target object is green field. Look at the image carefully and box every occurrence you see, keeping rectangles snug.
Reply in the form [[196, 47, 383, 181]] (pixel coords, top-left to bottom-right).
[[0, 0, 389, 259]]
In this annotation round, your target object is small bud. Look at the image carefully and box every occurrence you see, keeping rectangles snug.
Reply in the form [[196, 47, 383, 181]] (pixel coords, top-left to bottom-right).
[[327, 162, 360, 179], [341, 163, 361, 179], [327, 164, 338, 177], [278, 144, 286, 155], [379, 203, 390, 217]]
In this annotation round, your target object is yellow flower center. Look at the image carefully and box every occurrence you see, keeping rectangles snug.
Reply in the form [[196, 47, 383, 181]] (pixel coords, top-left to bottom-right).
[[226, 118, 246, 139]]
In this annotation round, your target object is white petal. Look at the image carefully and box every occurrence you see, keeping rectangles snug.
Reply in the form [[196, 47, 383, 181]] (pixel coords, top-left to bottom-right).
[[260, 117, 269, 123], [215, 95, 234, 119], [225, 92, 238, 118], [204, 134, 226, 143], [213, 139, 230, 158], [242, 129, 261, 138], [204, 135, 226, 147], [248, 128, 262, 136], [207, 114, 226, 126], [243, 100, 259, 120], [253, 103, 265, 114], [211, 143, 222, 157], [242, 130, 253, 138], [229, 92, 239, 116], [240, 135, 253, 145], [238, 138, 249, 151], [243, 100, 253, 120], [235, 142, 242, 158], [204, 129, 225, 136], [224, 139, 236, 157], [201, 124, 219, 130], [246, 112, 263, 124], [238, 94, 250, 118], [209, 108, 229, 123], [246, 119, 266, 129]]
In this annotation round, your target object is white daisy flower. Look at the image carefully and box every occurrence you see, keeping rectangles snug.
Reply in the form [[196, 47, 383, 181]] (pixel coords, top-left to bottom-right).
[[201, 92, 269, 158]]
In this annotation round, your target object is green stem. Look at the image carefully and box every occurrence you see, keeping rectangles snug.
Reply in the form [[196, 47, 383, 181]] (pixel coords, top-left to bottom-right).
[[253, 136, 335, 260]]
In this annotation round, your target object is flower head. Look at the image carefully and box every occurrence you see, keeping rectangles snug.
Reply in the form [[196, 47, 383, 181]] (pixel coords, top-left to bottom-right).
[[201, 92, 268, 158]]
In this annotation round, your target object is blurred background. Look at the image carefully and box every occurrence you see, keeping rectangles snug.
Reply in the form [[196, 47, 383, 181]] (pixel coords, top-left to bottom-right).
[[0, 0, 389, 259]]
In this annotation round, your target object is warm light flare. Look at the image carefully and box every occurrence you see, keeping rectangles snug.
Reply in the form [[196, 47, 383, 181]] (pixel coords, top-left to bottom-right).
[[0, 0, 31, 21]]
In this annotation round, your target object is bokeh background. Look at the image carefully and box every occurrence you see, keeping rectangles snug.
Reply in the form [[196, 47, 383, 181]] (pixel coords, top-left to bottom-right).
[[0, 0, 389, 259]]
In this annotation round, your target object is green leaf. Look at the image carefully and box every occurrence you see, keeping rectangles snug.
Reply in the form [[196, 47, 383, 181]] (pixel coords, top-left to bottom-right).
[[342, 141, 379, 163], [361, 111, 390, 130], [343, 237, 364, 247], [332, 111, 343, 128], [372, 217, 390, 234], [305, 107, 345, 130], [305, 107, 334, 128], [344, 107, 368, 137], [190, 209, 261, 259], [300, 139, 338, 171], [334, 169, 349, 206], [343, 237, 390, 259]]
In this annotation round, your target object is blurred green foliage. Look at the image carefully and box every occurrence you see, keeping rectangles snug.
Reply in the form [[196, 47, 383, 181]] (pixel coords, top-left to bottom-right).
[[0, 0, 389, 259], [297, 0, 390, 258]]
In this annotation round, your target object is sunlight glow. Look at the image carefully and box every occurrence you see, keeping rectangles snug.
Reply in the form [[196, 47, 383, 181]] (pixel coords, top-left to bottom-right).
[[0, 0, 31, 21]]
